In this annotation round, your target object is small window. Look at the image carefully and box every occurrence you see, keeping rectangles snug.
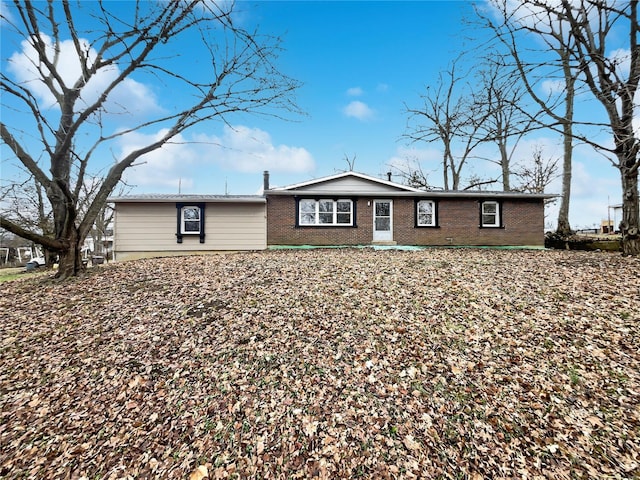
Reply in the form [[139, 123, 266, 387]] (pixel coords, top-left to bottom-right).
[[416, 200, 436, 227], [481, 201, 501, 227], [176, 203, 205, 243], [297, 199, 353, 226], [182, 206, 201, 233]]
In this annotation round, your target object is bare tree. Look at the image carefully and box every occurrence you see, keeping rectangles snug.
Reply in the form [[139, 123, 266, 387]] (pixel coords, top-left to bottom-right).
[[78, 177, 128, 260], [463, 175, 500, 191], [479, 0, 580, 237], [1, 176, 54, 239], [0, 175, 56, 264], [471, 58, 539, 191], [343, 153, 357, 172], [404, 60, 492, 190], [403, 54, 535, 193], [513, 145, 560, 194], [557, 0, 639, 255], [496, 0, 640, 254], [1, 1, 301, 278], [388, 156, 435, 190], [480, 0, 640, 254]]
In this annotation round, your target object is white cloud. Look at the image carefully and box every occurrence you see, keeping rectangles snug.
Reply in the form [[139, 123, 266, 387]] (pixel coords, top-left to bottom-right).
[[120, 130, 197, 189], [608, 48, 631, 76], [120, 124, 314, 190], [343, 101, 375, 121], [7, 33, 162, 116], [540, 79, 565, 96], [194, 125, 315, 173], [566, 160, 620, 229], [388, 146, 442, 167], [376, 83, 390, 93], [346, 87, 364, 97]]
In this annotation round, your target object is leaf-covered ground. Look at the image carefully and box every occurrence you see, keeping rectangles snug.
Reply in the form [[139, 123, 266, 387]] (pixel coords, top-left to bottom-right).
[[1, 248, 639, 479]]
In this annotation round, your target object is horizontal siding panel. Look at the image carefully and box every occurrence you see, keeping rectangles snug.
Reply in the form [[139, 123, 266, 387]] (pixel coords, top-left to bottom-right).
[[296, 176, 400, 193], [117, 237, 266, 251], [113, 201, 266, 254]]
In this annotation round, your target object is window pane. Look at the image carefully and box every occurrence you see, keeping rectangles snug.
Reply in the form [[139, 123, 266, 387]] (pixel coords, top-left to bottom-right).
[[375, 218, 390, 231], [483, 203, 497, 214], [319, 213, 333, 224], [300, 200, 315, 213], [419, 213, 433, 226], [376, 202, 390, 216], [183, 207, 200, 220], [337, 213, 351, 224], [300, 213, 316, 224], [482, 214, 496, 225], [337, 201, 351, 213], [418, 201, 433, 214], [319, 200, 334, 213], [184, 220, 200, 232]]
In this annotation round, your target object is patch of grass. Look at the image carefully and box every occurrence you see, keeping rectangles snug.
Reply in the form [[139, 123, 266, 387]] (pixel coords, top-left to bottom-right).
[[568, 366, 582, 386], [0, 271, 22, 282], [0, 267, 48, 282], [0, 267, 30, 282]]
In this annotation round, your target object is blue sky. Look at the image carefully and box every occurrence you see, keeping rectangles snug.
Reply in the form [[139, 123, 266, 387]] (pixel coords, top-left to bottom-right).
[[1, 1, 634, 230]]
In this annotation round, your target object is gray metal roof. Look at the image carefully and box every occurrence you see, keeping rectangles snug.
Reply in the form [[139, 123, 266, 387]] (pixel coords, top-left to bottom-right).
[[108, 194, 265, 203]]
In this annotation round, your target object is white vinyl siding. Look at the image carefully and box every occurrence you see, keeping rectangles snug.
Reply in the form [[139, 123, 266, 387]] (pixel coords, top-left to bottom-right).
[[294, 176, 404, 193]]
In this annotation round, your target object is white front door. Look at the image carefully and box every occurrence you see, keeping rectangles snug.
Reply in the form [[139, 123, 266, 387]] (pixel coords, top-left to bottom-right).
[[373, 200, 393, 242]]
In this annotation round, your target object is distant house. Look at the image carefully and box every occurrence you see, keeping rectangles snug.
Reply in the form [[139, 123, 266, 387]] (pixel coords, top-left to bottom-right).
[[109, 172, 554, 260], [265, 171, 554, 247], [108, 194, 266, 261]]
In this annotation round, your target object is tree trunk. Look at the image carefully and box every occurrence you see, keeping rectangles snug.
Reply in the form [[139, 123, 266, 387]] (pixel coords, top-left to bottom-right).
[[620, 168, 640, 256], [556, 63, 574, 237], [556, 142, 572, 236], [55, 228, 85, 279], [500, 141, 510, 191]]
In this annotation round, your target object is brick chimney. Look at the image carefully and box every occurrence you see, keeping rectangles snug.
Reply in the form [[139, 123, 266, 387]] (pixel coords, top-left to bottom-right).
[[263, 170, 270, 192]]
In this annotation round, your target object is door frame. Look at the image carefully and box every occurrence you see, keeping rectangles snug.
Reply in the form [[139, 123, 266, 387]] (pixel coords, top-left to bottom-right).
[[372, 199, 393, 242]]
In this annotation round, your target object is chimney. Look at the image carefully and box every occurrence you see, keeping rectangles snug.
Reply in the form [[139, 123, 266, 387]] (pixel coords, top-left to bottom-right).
[[387, 171, 392, 182], [263, 170, 270, 192]]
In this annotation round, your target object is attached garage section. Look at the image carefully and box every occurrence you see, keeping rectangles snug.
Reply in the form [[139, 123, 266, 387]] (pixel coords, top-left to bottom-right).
[[110, 195, 266, 261]]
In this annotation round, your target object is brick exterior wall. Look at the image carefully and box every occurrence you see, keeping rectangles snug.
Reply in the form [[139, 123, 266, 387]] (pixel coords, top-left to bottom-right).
[[266, 195, 545, 246]]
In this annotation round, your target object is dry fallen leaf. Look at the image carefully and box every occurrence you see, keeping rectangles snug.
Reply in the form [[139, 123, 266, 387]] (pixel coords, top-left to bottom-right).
[[1, 249, 638, 479], [189, 465, 208, 480], [403, 435, 420, 451]]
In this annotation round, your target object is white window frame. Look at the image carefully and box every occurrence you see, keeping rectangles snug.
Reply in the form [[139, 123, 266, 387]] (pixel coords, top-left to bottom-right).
[[298, 199, 353, 226], [181, 206, 202, 234], [416, 200, 436, 227], [481, 201, 500, 227]]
